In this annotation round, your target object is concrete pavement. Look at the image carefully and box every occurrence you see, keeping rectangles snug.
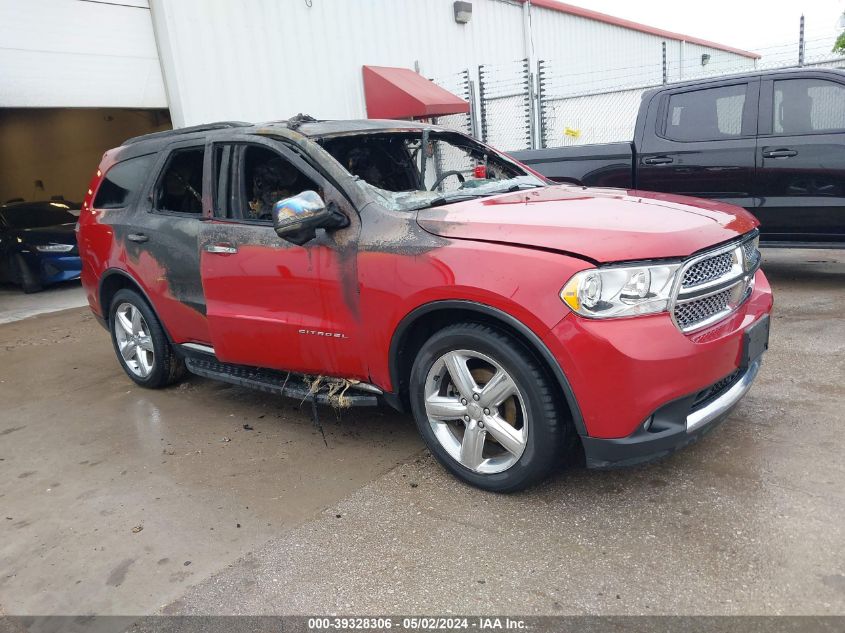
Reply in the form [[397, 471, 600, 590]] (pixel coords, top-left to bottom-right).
[[0, 281, 87, 325], [1, 249, 843, 616]]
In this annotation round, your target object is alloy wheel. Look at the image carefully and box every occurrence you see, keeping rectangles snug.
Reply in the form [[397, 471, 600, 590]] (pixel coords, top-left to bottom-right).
[[423, 349, 528, 474], [113, 302, 155, 378]]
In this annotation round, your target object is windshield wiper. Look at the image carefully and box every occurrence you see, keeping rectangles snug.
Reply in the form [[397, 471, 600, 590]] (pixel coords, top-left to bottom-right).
[[410, 181, 545, 210], [423, 185, 533, 209], [500, 182, 543, 192]]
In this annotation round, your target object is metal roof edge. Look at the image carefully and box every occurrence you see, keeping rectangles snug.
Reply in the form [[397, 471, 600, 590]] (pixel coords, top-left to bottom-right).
[[521, 0, 761, 60]]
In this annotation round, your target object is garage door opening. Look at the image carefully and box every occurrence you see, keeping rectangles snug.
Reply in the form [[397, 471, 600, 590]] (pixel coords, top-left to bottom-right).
[[0, 108, 171, 205]]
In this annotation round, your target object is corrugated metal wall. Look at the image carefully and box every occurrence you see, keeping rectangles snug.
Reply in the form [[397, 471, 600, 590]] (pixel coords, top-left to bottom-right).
[[0, 0, 166, 108], [531, 5, 756, 91], [529, 4, 755, 149], [150, 0, 526, 126], [150, 0, 755, 128]]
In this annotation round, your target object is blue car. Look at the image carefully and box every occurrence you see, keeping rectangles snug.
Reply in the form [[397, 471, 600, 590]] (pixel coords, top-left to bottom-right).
[[0, 201, 82, 293]]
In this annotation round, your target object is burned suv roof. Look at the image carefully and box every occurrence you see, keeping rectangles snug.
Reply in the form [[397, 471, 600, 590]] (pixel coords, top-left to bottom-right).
[[121, 117, 447, 148], [265, 118, 445, 139]]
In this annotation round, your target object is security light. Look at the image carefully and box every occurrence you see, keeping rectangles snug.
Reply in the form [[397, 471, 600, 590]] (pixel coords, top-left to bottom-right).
[[454, 1, 472, 24]]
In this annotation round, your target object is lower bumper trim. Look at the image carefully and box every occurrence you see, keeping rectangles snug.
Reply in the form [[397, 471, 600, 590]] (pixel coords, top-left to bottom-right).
[[687, 359, 760, 433], [582, 358, 762, 469]]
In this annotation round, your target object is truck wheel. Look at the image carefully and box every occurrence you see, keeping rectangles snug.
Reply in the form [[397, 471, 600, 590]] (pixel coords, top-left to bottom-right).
[[109, 289, 185, 389], [409, 323, 567, 492], [15, 254, 42, 294]]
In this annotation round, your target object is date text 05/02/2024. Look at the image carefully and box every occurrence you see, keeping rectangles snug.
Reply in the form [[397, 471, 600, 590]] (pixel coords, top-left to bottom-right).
[[307, 617, 527, 630]]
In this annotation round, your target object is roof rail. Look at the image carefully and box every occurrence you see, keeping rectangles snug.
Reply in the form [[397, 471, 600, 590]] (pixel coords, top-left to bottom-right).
[[122, 121, 252, 146]]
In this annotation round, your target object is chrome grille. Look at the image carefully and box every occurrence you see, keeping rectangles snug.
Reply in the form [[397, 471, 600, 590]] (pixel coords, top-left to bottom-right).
[[674, 288, 732, 329], [671, 232, 761, 333], [682, 252, 733, 288], [742, 238, 760, 269]]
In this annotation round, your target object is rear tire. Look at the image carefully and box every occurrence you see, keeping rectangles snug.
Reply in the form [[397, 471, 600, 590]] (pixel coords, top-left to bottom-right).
[[109, 289, 185, 388], [409, 322, 568, 492]]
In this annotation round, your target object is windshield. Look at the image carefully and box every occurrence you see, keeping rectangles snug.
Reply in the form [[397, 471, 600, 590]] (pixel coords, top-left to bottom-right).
[[320, 131, 545, 211], [0, 204, 78, 229]]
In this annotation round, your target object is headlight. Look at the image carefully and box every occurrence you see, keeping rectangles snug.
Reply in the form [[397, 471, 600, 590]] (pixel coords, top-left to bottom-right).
[[560, 263, 681, 318], [35, 243, 74, 253]]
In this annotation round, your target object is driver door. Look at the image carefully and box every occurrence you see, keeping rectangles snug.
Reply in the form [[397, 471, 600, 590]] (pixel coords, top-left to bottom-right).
[[198, 137, 367, 379]]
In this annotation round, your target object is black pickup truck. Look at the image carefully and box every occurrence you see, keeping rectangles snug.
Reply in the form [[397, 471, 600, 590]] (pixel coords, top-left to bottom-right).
[[513, 68, 845, 247]]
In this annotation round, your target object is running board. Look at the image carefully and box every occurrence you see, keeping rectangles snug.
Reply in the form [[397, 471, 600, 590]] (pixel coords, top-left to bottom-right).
[[184, 356, 380, 407]]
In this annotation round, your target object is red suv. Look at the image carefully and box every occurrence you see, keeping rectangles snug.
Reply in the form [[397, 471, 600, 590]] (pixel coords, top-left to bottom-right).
[[78, 118, 772, 491]]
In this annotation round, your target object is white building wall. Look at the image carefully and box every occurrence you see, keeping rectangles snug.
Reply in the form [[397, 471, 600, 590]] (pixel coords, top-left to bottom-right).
[[0, 0, 758, 137], [530, 5, 756, 96], [149, 0, 528, 127], [151, 0, 756, 133], [0, 0, 166, 108], [678, 42, 756, 82], [526, 4, 756, 148]]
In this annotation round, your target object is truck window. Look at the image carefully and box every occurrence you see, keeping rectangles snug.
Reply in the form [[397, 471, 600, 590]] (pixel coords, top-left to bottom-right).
[[773, 78, 845, 135], [665, 84, 747, 142], [93, 154, 155, 209], [155, 148, 204, 214]]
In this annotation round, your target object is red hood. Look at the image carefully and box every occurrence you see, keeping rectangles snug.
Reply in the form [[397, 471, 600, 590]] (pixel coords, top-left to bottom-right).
[[416, 185, 758, 263]]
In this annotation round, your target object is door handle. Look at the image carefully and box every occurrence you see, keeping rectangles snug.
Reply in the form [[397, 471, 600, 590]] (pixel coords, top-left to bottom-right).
[[127, 233, 148, 243], [762, 149, 798, 159], [204, 243, 238, 254], [643, 156, 674, 165]]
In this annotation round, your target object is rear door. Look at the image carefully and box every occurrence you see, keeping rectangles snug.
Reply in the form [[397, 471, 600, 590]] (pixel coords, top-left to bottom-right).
[[755, 73, 845, 242], [637, 79, 759, 211], [199, 137, 367, 378], [124, 141, 211, 344]]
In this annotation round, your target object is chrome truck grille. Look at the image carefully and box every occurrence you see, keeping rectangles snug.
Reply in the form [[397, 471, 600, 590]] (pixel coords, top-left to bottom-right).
[[681, 252, 733, 288], [672, 232, 761, 332]]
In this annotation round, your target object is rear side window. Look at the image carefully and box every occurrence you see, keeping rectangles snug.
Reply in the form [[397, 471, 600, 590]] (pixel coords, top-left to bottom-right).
[[664, 84, 747, 142], [93, 154, 155, 209], [773, 78, 845, 135], [154, 148, 205, 214]]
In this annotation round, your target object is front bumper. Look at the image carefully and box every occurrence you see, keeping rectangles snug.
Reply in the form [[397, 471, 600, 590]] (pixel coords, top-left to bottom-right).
[[582, 357, 762, 468], [23, 251, 82, 286], [545, 269, 773, 465]]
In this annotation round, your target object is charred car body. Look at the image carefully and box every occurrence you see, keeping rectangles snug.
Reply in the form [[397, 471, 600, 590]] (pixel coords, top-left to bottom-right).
[[0, 201, 81, 293], [77, 117, 772, 491]]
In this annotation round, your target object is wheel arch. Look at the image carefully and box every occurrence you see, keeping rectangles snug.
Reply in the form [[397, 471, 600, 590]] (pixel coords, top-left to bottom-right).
[[98, 269, 175, 344], [387, 300, 586, 436]]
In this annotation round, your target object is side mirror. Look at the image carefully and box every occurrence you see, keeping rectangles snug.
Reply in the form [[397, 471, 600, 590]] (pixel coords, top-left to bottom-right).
[[272, 190, 348, 245]]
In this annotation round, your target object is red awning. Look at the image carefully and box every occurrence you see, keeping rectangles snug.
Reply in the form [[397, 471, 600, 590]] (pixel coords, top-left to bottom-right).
[[362, 65, 470, 120]]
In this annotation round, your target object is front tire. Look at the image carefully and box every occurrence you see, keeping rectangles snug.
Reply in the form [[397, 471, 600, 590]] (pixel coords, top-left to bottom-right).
[[409, 323, 568, 492], [15, 254, 42, 294], [109, 289, 185, 388]]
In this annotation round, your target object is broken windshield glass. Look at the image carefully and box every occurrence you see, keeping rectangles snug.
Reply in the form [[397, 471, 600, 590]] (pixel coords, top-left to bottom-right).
[[320, 131, 544, 211]]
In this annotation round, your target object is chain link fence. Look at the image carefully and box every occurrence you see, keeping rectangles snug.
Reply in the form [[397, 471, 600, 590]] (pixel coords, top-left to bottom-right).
[[478, 59, 533, 151], [537, 37, 845, 149], [538, 58, 663, 148], [429, 69, 479, 179], [431, 69, 475, 137], [427, 32, 844, 152]]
